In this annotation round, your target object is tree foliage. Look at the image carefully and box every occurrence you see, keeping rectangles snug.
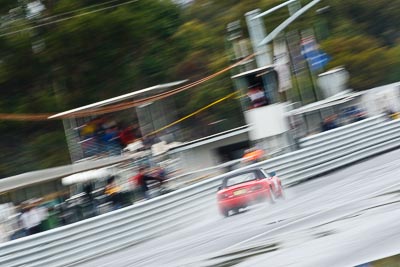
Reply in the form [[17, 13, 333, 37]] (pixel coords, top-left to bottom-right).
[[321, 35, 395, 90], [0, 0, 186, 177]]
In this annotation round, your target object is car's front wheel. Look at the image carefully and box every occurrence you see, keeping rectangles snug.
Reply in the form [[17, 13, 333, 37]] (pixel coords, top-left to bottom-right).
[[232, 207, 240, 214]]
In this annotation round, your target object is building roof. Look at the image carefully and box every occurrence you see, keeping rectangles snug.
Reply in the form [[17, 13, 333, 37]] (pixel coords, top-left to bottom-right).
[[49, 80, 187, 119]]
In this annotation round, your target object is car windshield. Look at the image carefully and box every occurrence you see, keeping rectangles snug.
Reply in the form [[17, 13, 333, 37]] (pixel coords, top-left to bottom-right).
[[225, 172, 256, 187]]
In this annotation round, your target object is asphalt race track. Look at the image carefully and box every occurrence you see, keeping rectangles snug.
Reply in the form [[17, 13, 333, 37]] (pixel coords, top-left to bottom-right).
[[77, 149, 400, 267]]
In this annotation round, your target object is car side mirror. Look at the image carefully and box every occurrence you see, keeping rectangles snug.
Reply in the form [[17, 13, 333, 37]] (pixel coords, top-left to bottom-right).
[[269, 171, 276, 177]]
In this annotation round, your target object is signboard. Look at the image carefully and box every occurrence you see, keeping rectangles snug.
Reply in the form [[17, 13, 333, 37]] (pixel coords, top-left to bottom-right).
[[301, 30, 330, 72]]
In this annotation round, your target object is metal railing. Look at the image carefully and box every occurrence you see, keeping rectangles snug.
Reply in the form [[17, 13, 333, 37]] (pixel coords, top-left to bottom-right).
[[1, 116, 400, 266], [299, 115, 385, 149]]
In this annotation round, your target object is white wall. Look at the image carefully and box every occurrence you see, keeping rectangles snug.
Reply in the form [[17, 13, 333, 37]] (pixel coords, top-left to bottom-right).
[[244, 103, 290, 140], [360, 82, 400, 116]]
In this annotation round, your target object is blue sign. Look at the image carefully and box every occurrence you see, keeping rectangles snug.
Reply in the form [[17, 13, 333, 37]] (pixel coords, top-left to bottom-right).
[[307, 50, 330, 72], [301, 36, 330, 72]]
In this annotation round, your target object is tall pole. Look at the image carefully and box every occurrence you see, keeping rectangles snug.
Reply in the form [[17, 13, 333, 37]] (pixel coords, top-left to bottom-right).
[[288, 0, 302, 15], [245, 9, 272, 68], [259, 0, 323, 46], [246, 9, 277, 103]]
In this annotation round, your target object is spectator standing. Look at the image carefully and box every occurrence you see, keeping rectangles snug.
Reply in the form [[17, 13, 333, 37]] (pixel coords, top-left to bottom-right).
[[130, 167, 164, 200], [119, 125, 135, 147], [20, 205, 42, 235], [155, 166, 167, 181], [105, 176, 122, 210], [80, 120, 98, 157], [322, 115, 338, 132], [102, 127, 122, 156], [36, 203, 49, 231], [0, 224, 7, 243], [247, 84, 268, 108]]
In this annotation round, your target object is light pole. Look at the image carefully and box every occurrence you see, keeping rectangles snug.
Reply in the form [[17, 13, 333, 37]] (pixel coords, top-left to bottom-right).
[[245, 9, 272, 67]]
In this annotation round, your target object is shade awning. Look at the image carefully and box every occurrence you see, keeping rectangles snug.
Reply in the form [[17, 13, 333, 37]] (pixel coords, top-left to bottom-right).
[[287, 90, 364, 116]]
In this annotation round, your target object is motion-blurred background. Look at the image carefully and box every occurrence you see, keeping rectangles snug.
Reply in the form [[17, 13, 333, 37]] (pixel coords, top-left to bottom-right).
[[0, 0, 399, 178]]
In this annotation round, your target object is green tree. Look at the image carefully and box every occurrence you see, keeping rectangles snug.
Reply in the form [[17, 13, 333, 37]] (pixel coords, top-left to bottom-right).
[[0, 0, 187, 178], [321, 35, 396, 90]]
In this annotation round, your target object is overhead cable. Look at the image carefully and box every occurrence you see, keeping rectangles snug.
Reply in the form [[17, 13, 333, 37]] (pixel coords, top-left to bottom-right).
[[0, 0, 139, 38], [0, 53, 255, 121], [1, 0, 126, 32]]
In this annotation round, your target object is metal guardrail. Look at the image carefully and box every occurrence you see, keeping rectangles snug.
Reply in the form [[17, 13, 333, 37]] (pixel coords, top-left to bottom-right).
[[299, 115, 385, 149], [1, 116, 400, 266], [166, 158, 243, 188]]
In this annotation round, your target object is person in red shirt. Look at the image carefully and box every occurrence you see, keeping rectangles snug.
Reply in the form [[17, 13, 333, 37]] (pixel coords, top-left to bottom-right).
[[130, 167, 164, 199], [119, 125, 135, 147]]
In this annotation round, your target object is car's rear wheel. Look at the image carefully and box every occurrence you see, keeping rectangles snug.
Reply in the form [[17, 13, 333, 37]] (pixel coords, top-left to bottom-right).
[[278, 186, 286, 199], [222, 209, 230, 217]]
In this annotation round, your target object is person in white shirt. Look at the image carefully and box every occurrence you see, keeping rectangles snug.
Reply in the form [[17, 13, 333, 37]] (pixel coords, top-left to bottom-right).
[[0, 224, 7, 243], [20, 206, 42, 235]]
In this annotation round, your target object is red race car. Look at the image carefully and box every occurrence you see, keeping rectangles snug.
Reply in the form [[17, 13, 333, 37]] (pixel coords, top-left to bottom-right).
[[217, 168, 284, 217]]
